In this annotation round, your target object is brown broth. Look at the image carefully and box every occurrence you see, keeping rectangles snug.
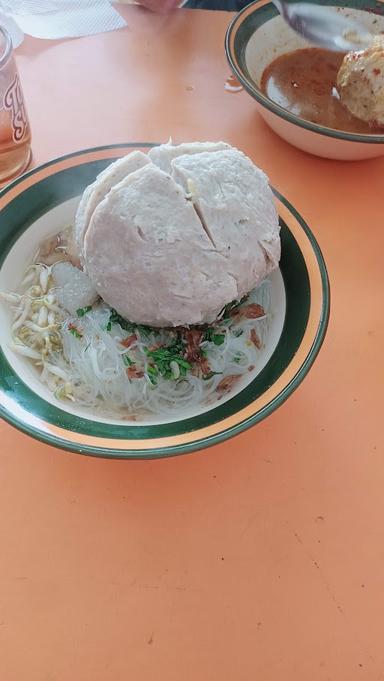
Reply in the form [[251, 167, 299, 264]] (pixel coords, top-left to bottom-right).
[[260, 47, 384, 134]]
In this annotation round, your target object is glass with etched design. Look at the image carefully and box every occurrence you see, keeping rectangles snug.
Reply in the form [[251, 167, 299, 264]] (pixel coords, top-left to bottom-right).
[[0, 26, 31, 185]]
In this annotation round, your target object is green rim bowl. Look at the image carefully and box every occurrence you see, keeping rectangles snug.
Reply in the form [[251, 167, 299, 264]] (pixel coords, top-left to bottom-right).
[[0, 144, 330, 459], [226, 0, 384, 160]]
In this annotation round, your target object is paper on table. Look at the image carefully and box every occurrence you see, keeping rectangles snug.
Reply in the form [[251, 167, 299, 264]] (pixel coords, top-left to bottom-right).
[[0, 0, 127, 41]]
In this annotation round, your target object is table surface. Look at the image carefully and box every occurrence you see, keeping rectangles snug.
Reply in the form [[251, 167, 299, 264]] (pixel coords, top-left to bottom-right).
[[1, 6, 383, 680]]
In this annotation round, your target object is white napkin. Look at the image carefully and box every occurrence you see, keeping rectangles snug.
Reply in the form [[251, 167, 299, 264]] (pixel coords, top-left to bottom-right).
[[0, 0, 127, 43]]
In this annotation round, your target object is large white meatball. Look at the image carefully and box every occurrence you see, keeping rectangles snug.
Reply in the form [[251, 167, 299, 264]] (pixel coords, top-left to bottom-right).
[[337, 37, 384, 126], [148, 140, 230, 173], [77, 142, 280, 327], [75, 150, 150, 254], [171, 148, 280, 295]]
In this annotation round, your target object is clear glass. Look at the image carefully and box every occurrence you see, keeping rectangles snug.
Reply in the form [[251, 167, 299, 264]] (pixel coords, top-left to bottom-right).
[[0, 26, 31, 185]]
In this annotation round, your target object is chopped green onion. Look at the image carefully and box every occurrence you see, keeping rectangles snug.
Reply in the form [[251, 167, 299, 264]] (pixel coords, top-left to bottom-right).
[[176, 358, 192, 369], [220, 295, 248, 319], [107, 309, 153, 337], [147, 364, 158, 385], [76, 305, 92, 317], [233, 328, 243, 338], [69, 325, 82, 339], [146, 341, 191, 381], [213, 334, 225, 346], [203, 327, 225, 346]]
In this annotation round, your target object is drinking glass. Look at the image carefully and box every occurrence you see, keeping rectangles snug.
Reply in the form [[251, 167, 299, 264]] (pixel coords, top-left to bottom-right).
[[0, 26, 31, 185]]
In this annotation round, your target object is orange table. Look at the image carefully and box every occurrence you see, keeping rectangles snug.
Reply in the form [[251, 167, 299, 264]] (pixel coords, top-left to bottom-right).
[[1, 6, 383, 680]]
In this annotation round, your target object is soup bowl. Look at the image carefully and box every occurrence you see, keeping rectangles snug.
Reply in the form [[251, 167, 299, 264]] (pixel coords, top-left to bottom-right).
[[0, 144, 329, 458], [225, 0, 384, 160]]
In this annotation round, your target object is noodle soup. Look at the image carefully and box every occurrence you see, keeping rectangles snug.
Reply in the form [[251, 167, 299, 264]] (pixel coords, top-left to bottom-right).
[[2, 228, 274, 421]]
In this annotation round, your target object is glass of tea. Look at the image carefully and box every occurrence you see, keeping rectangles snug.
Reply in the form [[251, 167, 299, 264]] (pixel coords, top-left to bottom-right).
[[0, 26, 31, 185]]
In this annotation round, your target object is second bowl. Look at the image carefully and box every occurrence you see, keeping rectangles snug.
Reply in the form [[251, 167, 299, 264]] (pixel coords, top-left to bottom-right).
[[226, 0, 384, 160]]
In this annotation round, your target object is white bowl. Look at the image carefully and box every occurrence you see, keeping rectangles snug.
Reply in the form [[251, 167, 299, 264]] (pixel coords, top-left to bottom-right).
[[0, 144, 329, 458], [226, 0, 384, 160]]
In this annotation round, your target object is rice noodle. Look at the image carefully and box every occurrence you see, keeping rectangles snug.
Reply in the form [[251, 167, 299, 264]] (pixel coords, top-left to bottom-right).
[[1, 231, 273, 420]]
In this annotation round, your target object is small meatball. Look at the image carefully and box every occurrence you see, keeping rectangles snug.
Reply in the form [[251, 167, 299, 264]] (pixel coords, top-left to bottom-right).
[[337, 37, 384, 126], [52, 262, 98, 315]]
